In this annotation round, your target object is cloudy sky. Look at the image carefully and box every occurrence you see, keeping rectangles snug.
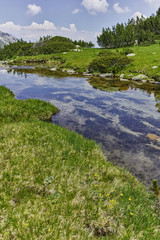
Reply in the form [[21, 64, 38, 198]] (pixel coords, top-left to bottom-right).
[[0, 0, 159, 43]]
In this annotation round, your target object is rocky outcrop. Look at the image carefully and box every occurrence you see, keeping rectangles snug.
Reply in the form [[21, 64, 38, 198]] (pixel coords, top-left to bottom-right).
[[0, 31, 18, 48]]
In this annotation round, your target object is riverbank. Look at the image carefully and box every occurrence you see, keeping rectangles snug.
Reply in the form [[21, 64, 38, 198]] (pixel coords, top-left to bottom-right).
[[0, 85, 160, 239], [3, 42, 160, 81]]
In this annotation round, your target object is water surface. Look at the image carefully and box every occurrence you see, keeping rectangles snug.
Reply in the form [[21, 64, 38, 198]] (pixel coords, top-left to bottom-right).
[[0, 68, 160, 185]]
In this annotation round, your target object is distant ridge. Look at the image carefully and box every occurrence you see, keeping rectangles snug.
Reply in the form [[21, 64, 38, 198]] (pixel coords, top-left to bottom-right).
[[0, 31, 18, 49]]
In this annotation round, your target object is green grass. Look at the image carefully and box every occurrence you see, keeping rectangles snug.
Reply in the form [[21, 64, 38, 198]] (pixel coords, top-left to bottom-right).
[[11, 48, 101, 73], [0, 86, 160, 239], [122, 44, 160, 80], [0, 86, 59, 123], [11, 44, 160, 79]]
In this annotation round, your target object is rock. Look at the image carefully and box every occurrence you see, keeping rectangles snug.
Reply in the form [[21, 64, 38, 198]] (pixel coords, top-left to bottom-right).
[[147, 134, 160, 142], [73, 49, 81, 52], [132, 74, 149, 81], [120, 74, 129, 81], [120, 79, 129, 82], [128, 74, 133, 77], [63, 52, 67, 54], [152, 66, 158, 69], [150, 81, 160, 85], [66, 69, 75, 74], [50, 68, 57, 71], [142, 80, 147, 83], [120, 74, 125, 79], [127, 53, 136, 57], [83, 72, 93, 76], [134, 40, 138, 45], [99, 73, 113, 78]]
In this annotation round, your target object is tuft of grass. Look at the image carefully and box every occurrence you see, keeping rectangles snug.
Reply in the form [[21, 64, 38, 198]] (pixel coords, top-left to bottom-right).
[[0, 86, 59, 122], [0, 86, 160, 239]]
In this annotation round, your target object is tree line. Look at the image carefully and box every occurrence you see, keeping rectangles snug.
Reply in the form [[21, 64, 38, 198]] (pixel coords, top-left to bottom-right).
[[0, 36, 94, 60], [97, 8, 160, 48]]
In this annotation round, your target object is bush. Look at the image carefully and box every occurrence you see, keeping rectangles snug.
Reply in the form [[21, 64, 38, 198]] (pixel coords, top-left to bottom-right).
[[120, 48, 134, 55], [88, 50, 132, 74]]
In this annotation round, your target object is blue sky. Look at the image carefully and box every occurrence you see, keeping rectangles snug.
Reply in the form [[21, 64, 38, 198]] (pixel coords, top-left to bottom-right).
[[0, 0, 159, 43]]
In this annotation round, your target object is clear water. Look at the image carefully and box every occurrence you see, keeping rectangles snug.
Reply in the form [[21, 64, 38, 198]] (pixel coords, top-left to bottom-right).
[[0, 68, 160, 185]]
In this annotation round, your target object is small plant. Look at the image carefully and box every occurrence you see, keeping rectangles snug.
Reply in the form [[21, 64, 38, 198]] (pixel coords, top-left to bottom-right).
[[150, 179, 160, 196]]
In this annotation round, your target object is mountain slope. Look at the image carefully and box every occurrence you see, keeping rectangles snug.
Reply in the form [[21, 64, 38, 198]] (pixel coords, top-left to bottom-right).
[[0, 31, 18, 49]]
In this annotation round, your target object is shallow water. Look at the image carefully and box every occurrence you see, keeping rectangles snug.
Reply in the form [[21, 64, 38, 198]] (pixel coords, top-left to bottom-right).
[[0, 68, 160, 185]]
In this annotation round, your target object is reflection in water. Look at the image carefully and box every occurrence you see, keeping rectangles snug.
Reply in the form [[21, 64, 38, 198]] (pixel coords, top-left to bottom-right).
[[88, 76, 160, 112], [0, 67, 160, 185]]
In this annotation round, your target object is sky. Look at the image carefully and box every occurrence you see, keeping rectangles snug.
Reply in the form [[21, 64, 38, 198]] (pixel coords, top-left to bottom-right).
[[0, 0, 159, 44]]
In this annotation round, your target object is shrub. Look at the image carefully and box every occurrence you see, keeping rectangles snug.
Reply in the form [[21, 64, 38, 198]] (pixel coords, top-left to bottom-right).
[[88, 50, 132, 74], [120, 48, 134, 55]]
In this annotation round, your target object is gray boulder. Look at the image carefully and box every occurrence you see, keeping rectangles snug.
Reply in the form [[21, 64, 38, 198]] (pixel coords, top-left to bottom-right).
[[132, 74, 149, 81], [66, 69, 75, 74]]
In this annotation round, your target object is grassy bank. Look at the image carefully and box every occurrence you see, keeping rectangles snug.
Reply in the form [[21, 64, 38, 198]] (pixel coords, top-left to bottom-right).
[[10, 48, 101, 74], [0, 85, 160, 239], [9, 43, 160, 79], [123, 43, 160, 80]]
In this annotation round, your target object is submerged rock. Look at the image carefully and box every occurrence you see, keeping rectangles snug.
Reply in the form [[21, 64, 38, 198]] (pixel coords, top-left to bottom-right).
[[147, 133, 160, 142]]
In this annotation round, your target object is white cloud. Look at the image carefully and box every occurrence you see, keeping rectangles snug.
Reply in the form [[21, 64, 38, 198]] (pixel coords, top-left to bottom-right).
[[144, 0, 160, 8], [29, 20, 57, 30], [81, 0, 109, 15], [0, 21, 98, 45], [113, 3, 130, 14], [61, 24, 77, 32], [72, 8, 80, 14], [26, 4, 42, 16], [132, 12, 147, 19]]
